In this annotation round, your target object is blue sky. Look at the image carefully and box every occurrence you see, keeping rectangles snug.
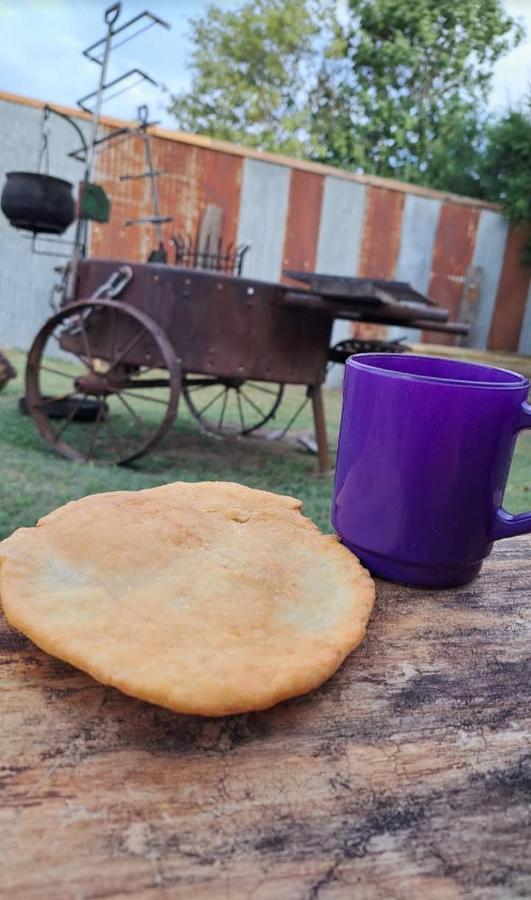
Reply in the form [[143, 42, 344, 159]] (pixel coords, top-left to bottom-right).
[[0, 0, 240, 126], [0, 0, 529, 129]]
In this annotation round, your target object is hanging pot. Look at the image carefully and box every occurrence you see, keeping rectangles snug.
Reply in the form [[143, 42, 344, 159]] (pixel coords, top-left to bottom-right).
[[1, 172, 76, 235]]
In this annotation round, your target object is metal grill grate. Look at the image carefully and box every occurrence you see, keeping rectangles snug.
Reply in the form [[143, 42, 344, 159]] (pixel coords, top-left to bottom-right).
[[169, 234, 250, 276]]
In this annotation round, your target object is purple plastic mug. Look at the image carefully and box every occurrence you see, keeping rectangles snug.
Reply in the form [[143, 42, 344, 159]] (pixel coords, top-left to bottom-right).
[[332, 353, 531, 587]]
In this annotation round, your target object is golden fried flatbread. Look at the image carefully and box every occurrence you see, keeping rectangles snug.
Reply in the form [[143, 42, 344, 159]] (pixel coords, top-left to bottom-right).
[[0, 482, 374, 716]]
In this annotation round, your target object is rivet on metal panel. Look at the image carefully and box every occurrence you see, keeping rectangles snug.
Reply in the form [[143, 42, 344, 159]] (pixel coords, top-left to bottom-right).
[[238, 365, 245, 373], [217, 283, 223, 291], [247, 287, 255, 295], [185, 278, 191, 285], [153, 275, 159, 282]]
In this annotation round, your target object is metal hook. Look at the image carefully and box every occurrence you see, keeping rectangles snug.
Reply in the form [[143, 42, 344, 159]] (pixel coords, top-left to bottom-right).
[[137, 104, 149, 128], [105, 3, 121, 27]]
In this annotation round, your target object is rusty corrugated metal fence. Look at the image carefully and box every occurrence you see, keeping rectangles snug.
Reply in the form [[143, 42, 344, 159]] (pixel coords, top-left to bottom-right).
[[1, 91, 530, 355]]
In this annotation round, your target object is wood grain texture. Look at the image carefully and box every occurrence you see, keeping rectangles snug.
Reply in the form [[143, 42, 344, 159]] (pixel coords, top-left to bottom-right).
[[1, 537, 530, 899]]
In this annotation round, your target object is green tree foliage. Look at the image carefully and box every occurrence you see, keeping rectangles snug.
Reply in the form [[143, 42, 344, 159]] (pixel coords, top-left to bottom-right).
[[171, 0, 522, 188], [480, 102, 531, 225], [310, 0, 522, 182], [170, 0, 334, 156], [171, 0, 531, 247], [479, 100, 531, 261], [411, 103, 487, 198]]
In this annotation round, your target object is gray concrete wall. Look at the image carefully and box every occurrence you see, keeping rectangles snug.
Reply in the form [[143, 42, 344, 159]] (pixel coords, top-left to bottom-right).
[[0, 99, 90, 351]]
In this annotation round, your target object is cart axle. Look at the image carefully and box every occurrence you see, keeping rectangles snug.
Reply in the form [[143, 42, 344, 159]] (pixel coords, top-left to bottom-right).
[[74, 372, 117, 396]]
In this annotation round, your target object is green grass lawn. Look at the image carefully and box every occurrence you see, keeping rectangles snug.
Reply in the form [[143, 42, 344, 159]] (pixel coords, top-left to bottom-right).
[[0, 348, 529, 541]]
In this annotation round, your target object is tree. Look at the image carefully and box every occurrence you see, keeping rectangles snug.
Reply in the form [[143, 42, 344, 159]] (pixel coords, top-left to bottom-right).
[[170, 0, 523, 194], [411, 103, 487, 198], [309, 0, 523, 182], [479, 99, 531, 262], [170, 0, 333, 157]]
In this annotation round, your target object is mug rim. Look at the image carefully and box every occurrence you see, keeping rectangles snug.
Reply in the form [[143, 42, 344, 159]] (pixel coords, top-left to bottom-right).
[[346, 353, 529, 390]]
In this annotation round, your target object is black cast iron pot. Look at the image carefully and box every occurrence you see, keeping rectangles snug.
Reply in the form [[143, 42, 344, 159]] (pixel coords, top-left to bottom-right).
[[1, 171, 76, 235]]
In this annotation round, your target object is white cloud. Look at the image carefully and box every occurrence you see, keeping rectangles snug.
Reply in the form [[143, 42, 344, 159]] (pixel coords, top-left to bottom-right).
[[490, 0, 531, 111]]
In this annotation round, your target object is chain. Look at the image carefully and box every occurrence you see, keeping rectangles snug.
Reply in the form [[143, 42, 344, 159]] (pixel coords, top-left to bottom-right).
[[37, 106, 51, 175]]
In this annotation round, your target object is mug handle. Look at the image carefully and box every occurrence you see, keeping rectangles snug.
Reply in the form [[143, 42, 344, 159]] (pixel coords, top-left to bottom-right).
[[492, 400, 531, 539]]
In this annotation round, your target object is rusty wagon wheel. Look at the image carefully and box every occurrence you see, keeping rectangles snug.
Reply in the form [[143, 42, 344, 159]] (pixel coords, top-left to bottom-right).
[[182, 375, 284, 436], [25, 299, 181, 465]]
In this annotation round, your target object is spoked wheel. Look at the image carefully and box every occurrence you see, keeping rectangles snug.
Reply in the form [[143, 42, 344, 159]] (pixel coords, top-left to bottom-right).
[[182, 375, 284, 436], [25, 299, 181, 464]]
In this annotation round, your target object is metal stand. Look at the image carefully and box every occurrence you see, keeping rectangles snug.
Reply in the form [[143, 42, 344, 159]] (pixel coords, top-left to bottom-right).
[[65, 3, 170, 294], [121, 104, 173, 260]]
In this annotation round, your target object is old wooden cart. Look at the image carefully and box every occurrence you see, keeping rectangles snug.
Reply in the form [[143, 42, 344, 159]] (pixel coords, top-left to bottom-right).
[[24, 258, 467, 473], [1, 3, 467, 472]]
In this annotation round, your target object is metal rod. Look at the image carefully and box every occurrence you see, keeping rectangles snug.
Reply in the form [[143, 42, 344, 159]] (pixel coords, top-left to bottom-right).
[[103, 412, 124, 458], [78, 70, 158, 114], [119, 170, 166, 181], [236, 390, 246, 432], [83, 10, 169, 63], [116, 391, 148, 431], [106, 329, 146, 374], [43, 105, 89, 163], [217, 390, 229, 431], [68, 125, 134, 160], [101, 20, 159, 55], [53, 395, 88, 442], [67, 6, 119, 300], [39, 365, 76, 380], [141, 125, 163, 246], [86, 8, 117, 183], [274, 394, 309, 441]]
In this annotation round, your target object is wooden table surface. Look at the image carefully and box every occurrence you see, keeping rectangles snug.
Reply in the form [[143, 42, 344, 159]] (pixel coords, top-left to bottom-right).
[[1, 536, 530, 899]]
